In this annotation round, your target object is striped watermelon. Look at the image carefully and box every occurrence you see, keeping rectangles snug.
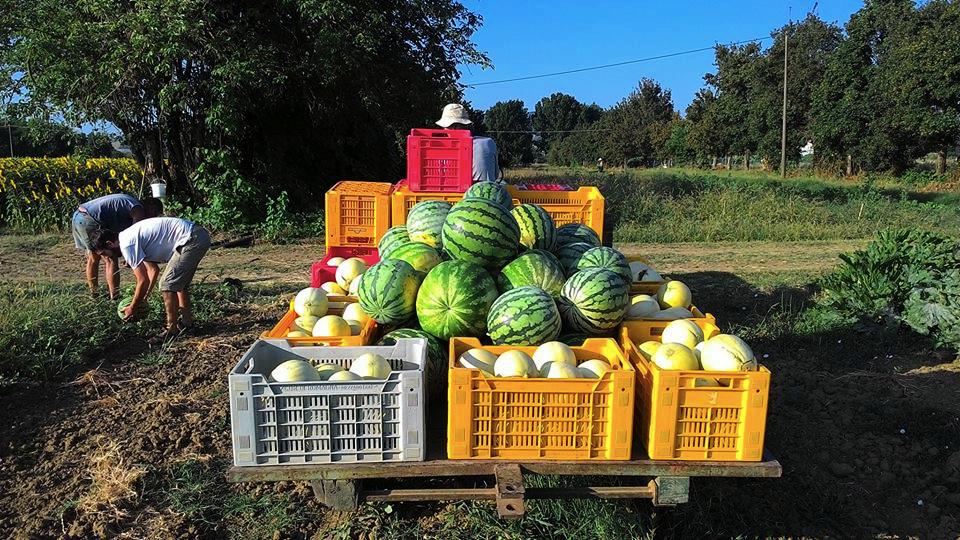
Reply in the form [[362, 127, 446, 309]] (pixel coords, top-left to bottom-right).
[[497, 250, 565, 297], [379, 328, 446, 397], [441, 198, 520, 270], [379, 226, 410, 259], [487, 286, 561, 345], [576, 247, 631, 283], [555, 223, 601, 248], [406, 200, 451, 248], [416, 260, 498, 340], [511, 204, 556, 250], [357, 259, 422, 325], [558, 267, 629, 334], [464, 181, 512, 208], [388, 241, 442, 273], [555, 241, 594, 276]]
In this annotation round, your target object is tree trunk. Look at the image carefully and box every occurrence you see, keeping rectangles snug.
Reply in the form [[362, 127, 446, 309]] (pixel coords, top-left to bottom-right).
[[846, 154, 853, 177], [936, 150, 946, 175], [744, 153, 750, 170], [725, 156, 732, 169], [711, 156, 718, 169]]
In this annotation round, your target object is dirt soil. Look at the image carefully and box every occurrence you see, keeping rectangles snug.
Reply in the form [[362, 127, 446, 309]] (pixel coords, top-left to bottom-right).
[[0, 236, 958, 539]]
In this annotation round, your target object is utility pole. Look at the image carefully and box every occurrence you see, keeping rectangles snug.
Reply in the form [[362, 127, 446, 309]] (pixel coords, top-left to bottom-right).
[[780, 19, 789, 178]]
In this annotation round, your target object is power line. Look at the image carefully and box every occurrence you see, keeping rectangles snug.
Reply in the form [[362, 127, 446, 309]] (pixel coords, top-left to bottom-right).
[[462, 36, 773, 87], [485, 129, 612, 134]]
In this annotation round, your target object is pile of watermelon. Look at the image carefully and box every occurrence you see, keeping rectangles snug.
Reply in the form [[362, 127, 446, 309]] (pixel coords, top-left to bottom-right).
[[357, 181, 638, 392]]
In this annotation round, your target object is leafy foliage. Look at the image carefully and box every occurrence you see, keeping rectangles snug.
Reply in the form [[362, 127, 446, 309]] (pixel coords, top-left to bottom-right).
[[484, 100, 532, 166], [820, 228, 960, 350]]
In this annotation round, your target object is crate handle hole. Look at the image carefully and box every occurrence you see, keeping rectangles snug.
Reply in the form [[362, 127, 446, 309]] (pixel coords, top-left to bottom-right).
[[506, 503, 516, 511], [505, 485, 516, 493]]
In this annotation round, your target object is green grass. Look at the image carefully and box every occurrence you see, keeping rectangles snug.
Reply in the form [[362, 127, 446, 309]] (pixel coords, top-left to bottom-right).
[[507, 167, 960, 243]]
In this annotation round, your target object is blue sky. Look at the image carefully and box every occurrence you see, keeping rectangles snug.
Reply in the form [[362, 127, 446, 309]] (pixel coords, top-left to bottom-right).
[[458, 0, 864, 114]]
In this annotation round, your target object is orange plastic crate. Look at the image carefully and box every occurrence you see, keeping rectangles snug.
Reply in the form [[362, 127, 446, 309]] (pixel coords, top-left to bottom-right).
[[619, 306, 719, 344], [262, 306, 377, 347], [447, 337, 635, 461], [620, 327, 770, 462], [325, 181, 393, 248], [506, 185, 605, 240]]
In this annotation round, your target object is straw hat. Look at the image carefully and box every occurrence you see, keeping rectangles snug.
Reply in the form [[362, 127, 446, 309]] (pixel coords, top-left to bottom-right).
[[436, 103, 472, 128]]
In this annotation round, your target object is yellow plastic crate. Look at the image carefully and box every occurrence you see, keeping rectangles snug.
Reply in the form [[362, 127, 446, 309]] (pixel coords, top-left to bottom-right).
[[391, 184, 467, 226], [447, 337, 635, 461], [262, 306, 377, 347], [506, 185, 605, 240], [619, 306, 719, 344], [325, 181, 393, 248], [620, 327, 771, 462]]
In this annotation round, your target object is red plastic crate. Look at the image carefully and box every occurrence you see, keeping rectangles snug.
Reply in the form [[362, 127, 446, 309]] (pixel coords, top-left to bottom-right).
[[406, 129, 473, 192], [309, 247, 380, 288]]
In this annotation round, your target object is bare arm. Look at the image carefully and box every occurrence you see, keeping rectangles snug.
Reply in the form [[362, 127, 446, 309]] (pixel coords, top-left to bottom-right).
[[125, 264, 150, 317], [143, 261, 160, 295]]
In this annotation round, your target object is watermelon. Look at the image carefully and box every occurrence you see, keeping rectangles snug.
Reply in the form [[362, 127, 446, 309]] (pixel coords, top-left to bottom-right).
[[407, 200, 451, 249], [558, 267, 630, 334], [558, 333, 589, 347], [379, 226, 410, 259], [555, 241, 594, 277], [357, 259, 422, 325], [511, 204, 556, 251], [387, 241, 442, 273], [441, 198, 520, 270], [555, 223, 601, 248], [487, 286, 561, 345], [464, 181, 512, 208], [416, 260, 498, 340], [379, 328, 446, 398], [576, 247, 631, 283], [497, 250, 565, 297]]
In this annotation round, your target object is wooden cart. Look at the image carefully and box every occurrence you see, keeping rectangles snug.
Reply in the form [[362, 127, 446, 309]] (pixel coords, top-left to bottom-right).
[[227, 448, 781, 519]]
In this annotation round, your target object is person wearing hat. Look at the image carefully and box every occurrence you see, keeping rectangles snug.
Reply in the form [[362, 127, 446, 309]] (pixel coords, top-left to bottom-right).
[[436, 103, 502, 183]]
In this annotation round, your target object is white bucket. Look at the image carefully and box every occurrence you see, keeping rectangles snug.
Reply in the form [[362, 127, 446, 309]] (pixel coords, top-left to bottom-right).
[[150, 182, 167, 198]]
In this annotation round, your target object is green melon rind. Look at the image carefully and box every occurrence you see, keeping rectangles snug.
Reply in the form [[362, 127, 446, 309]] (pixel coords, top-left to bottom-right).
[[487, 286, 562, 345], [387, 241, 442, 273], [357, 259, 422, 325], [511, 203, 556, 251], [441, 198, 520, 270], [378, 328, 447, 398], [415, 260, 498, 340], [463, 181, 512, 209], [555, 223, 601, 248], [558, 267, 629, 334], [406, 200, 452, 249], [497, 249, 566, 297], [576, 246, 631, 283], [378, 226, 411, 260], [554, 241, 595, 277]]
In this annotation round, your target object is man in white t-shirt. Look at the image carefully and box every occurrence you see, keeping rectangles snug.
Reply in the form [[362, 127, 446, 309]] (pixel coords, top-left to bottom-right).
[[91, 217, 211, 340], [435, 103, 502, 183]]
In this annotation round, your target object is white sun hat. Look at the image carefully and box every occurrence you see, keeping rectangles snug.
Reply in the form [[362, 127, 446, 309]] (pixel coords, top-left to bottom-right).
[[436, 103, 473, 128]]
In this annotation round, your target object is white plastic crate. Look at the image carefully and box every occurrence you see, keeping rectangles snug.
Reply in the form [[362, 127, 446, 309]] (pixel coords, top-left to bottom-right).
[[229, 338, 427, 466]]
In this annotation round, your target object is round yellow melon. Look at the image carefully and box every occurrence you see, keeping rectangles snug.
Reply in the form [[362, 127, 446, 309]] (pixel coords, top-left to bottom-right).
[[335, 257, 368, 289], [637, 340, 662, 361], [312, 315, 352, 337], [321, 281, 347, 295], [293, 287, 329, 317], [657, 280, 692, 309], [627, 294, 660, 319], [652, 343, 700, 371], [577, 359, 612, 379], [458, 349, 497, 376], [328, 370, 362, 381], [532, 341, 576, 371], [342, 303, 371, 325], [315, 363, 345, 380], [540, 361, 580, 379], [699, 334, 757, 372], [349, 353, 391, 379], [494, 350, 536, 378], [661, 319, 704, 349]]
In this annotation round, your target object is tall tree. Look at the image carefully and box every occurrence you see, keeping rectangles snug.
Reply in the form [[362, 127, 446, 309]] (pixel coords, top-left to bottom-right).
[[532, 93, 585, 151], [685, 89, 725, 166], [485, 100, 533, 166], [811, 0, 920, 174], [601, 78, 674, 167], [0, 0, 488, 206]]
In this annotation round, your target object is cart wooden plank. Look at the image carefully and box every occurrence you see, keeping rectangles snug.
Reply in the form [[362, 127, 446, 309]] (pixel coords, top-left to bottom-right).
[[227, 449, 781, 483]]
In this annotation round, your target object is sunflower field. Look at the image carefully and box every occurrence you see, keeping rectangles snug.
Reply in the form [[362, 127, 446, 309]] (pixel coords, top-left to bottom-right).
[[0, 157, 143, 232]]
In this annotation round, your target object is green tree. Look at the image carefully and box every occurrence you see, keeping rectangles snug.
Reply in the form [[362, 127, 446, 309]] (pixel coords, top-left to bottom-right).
[[532, 93, 585, 152], [485, 100, 533, 166], [811, 0, 920, 174], [888, 0, 960, 174], [685, 89, 724, 166], [664, 118, 694, 166], [601, 78, 674, 167], [1, 0, 488, 210]]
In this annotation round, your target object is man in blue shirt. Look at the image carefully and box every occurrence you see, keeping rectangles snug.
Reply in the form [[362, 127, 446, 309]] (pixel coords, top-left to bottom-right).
[[72, 193, 163, 299], [436, 103, 502, 183]]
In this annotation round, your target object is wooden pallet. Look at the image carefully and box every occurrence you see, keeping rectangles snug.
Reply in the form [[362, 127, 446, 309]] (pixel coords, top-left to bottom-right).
[[227, 450, 781, 519]]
